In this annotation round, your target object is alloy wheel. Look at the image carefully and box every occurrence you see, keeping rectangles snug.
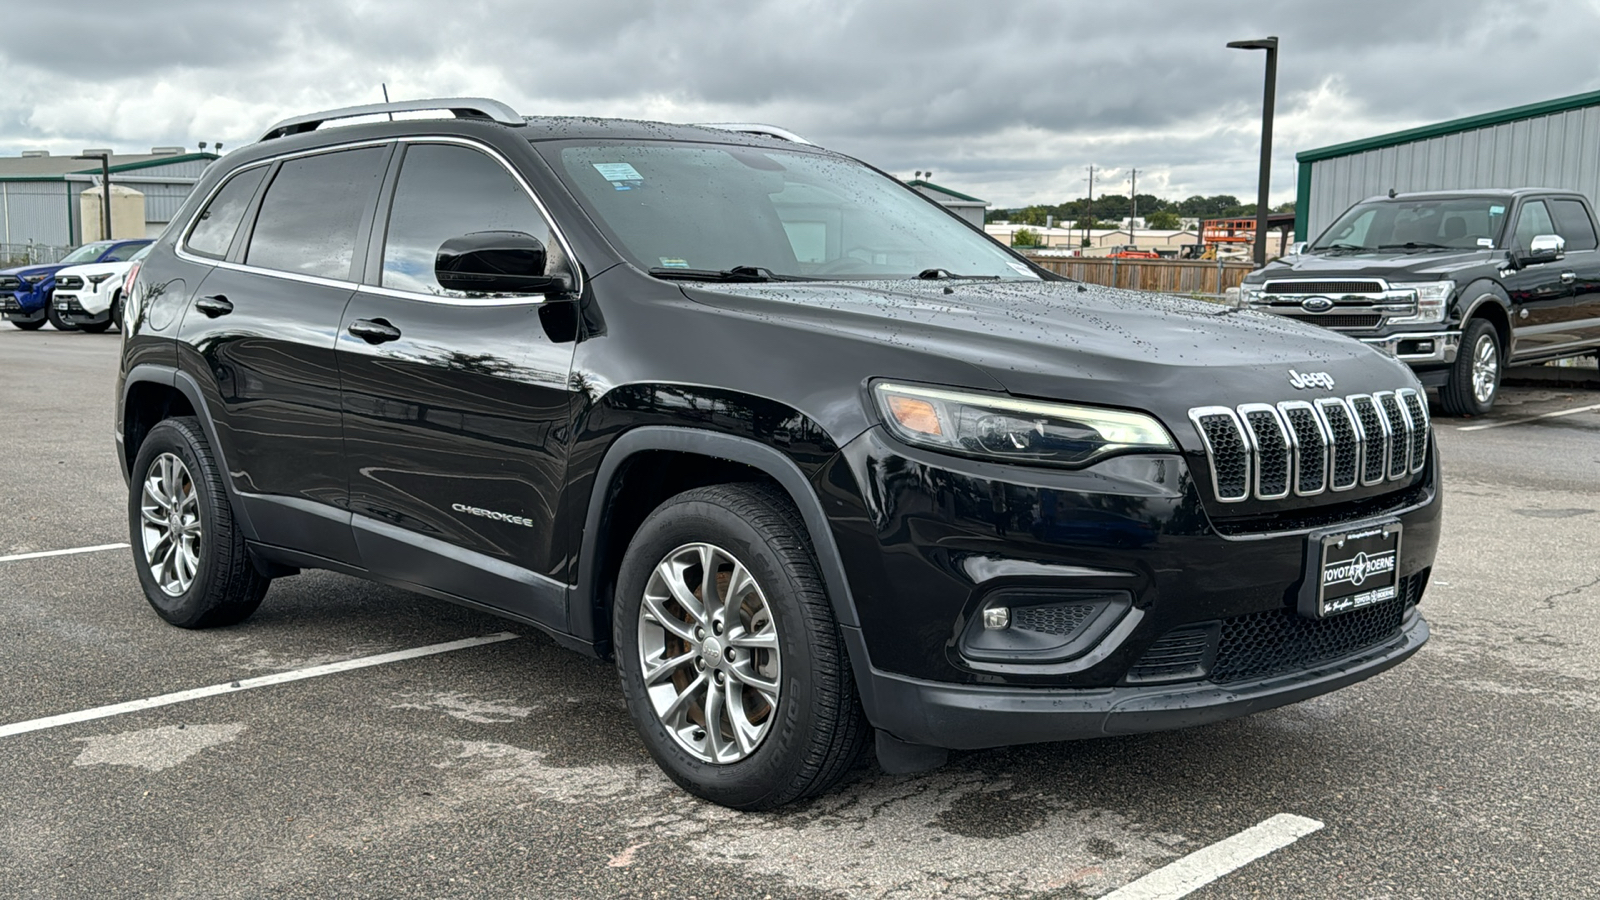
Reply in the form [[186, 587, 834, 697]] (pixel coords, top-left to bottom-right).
[[1471, 333, 1499, 404], [637, 542, 782, 764], [139, 452, 202, 596]]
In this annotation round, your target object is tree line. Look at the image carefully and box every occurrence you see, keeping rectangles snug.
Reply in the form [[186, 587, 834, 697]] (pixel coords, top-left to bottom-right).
[[987, 194, 1295, 229]]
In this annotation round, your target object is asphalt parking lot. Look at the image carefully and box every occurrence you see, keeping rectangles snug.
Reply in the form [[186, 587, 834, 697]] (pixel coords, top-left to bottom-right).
[[2, 326, 1597, 899]]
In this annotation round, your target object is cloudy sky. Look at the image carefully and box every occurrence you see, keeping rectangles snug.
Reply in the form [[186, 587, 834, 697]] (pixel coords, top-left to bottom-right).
[[4, 0, 1599, 207]]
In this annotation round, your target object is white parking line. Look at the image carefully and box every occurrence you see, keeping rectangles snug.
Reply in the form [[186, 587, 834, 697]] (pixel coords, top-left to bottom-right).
[[0, 632, 520, 739], [1100, 813, 1324, 900], [0, 542, 131, 563], [1457, 402, 1600, 432]]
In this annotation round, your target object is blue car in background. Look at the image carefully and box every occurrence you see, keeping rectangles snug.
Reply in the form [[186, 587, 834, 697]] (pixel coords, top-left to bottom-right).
[[1, 239, 152, 330]]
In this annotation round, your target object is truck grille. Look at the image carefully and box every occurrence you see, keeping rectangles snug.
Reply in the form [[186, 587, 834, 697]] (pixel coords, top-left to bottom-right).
[[55, 274, 83, 289], [1282, 313, 1383, 328], [1264, 280, 1384, 295], [0, 276, 18, 292], [1189, 389, 1429, 503], [1125, 569, 1428, 685]]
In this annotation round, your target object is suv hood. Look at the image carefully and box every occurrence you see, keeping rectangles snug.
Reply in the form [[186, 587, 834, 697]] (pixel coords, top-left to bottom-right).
[[1250, 248, 1502, 282], [687, 279, 1418, 447], [55, 260, 132, 280]]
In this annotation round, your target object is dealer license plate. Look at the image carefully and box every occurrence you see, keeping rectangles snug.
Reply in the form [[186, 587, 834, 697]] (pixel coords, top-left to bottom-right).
[[1305, 522, 1401, 619]]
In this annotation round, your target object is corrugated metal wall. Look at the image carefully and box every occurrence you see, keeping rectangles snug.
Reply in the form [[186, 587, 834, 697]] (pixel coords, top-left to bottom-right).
[[0, 182, 72, 245], [1306, 105, 1600, 239]]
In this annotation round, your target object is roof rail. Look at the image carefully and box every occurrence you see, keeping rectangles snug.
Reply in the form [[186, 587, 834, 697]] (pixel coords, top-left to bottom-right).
[[694, 123, 815, 145], [259, 97, 523, 142]]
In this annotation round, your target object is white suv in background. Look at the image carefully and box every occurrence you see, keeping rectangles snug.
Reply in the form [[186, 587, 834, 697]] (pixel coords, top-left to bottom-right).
[[51, 243, 151, 332]]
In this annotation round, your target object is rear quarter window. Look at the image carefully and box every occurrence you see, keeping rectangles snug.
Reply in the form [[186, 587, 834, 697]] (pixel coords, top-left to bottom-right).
[[184, 167, 268, 260]]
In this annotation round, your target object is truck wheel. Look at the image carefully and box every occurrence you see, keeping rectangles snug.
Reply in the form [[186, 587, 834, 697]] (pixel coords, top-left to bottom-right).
[[129, 417, 269, 628], [1441, 319, 1502, 416], [613, 483, 869, 810], [10, 317, 45, 331], [79, 296, 115, 333], [47, 304, 79, 332]]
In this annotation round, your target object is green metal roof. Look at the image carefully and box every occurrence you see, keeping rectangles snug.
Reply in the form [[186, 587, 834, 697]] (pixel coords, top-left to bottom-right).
[[1297, 88, 1600, 164], [0, 152, 217, 181], [906, 179, 986, 204]]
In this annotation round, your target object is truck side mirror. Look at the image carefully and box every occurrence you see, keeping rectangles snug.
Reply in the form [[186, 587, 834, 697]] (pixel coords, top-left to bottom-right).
[[1290, 241, 1309, 256], [1517, 233, 1565, 266]]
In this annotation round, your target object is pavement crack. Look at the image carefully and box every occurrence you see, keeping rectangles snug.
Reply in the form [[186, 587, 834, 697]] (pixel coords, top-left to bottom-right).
[[1534, 573, 1600, 611]]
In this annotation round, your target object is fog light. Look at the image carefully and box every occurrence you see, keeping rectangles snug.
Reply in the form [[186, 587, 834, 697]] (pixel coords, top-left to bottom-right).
[[983, 607, 1011, 630]]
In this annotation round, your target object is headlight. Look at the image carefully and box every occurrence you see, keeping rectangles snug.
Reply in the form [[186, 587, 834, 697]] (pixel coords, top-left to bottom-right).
[[873, 382, 1176, 467], [21, 273, 47, 284], [1387, 280, 1454, 325], [87, 273, 114, 285], [1239, 283, 1265, 306]]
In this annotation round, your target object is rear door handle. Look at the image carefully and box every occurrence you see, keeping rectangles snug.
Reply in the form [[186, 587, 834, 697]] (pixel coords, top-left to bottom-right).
[[194, 294, 233, 317], [347, 317, 402, 344]]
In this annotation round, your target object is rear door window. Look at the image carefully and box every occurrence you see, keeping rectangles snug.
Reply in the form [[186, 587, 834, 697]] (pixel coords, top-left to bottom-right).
[[379, 143, 558, 296], [184, 167, 267, 260], [246, 147, 388, 280], [1549, 199, 1598, 252]]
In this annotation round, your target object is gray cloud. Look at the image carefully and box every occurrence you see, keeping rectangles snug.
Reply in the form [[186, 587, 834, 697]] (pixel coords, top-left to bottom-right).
[[3, 0, 1599, 206]]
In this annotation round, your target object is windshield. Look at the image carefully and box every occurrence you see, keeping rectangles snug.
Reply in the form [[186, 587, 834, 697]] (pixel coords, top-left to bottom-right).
[[130, 244, 152, 262], [547, 141, 1037, 281], [58, 242, 114, 265], [1312, 196, 1510, 251]]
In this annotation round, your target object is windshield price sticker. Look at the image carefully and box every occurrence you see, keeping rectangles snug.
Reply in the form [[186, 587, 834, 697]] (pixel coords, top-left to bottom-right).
[[593, 162, 644, 191], [1309, 523, 1401, 618]]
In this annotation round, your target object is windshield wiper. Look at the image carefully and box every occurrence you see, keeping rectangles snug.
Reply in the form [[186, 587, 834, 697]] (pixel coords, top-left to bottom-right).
[[1314, 242, 1368, 252], [1377, 242, 1451, 251], [916, 268, 1001, 281], [648, 265, 821, 283]]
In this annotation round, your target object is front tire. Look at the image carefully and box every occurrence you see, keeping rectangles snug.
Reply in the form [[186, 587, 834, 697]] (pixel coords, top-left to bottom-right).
[[614, 483, 869, 810], [10, 315, 45, 331], [47, 303, 79, 332], [128, 417, 269, 628], [78, 295, 115, 333], [1441, 319, 1501, 416]]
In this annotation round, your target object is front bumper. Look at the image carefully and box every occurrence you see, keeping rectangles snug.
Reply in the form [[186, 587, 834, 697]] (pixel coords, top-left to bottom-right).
[[848, 607, 1427, 749], [2, 293, 46, 322], [52, 292, 112, 326], [1360, 329, 1460, 364], [821, 426, 1440, 749]]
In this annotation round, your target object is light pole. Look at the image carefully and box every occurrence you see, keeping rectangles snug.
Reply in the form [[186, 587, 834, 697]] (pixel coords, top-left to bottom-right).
[[1228, 35, 1278, 267], [74, 152, 112, 241]]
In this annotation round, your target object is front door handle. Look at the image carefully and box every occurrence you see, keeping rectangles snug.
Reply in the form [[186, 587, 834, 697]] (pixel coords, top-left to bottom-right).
[[347, 317, 402, 344], [194, 294, 233, 317], [1561, 271, 1576, 284]]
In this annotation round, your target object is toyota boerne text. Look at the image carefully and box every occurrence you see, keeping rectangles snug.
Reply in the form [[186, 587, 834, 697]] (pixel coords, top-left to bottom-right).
[[114, 97, 1440, 809]]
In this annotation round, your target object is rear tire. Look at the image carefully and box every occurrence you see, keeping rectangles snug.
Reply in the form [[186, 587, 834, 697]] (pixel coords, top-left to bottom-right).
[[614, 483, 869, 810], [129, 417, 269, 628], [1441, 319, 1501, 416]]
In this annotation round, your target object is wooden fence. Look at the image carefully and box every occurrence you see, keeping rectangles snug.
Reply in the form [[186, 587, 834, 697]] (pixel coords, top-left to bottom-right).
[[1024, 255, 1255, 297]]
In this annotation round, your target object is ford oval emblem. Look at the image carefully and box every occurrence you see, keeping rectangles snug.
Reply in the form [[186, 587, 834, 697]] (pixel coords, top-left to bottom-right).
[[1300, 296, 1335, 313]]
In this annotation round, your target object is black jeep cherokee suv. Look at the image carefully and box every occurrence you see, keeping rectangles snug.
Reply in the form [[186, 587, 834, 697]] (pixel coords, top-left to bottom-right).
[[116, 98, 1440, 809]]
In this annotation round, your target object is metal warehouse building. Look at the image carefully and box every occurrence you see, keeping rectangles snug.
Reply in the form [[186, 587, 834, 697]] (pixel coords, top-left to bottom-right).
[[0, 148, 218, 252], [1296, 88, 1600, 241]]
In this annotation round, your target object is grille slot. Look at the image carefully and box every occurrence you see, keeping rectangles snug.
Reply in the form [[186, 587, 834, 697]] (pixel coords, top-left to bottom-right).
[[1240, 406, 1291, 499], [1279, 402, 1328, 495], [0, 276, 18, 291], [1282, 313, 1384, 329], [1264, 281, 1384, 295], [1192, 388, 1426, 503], [1399, 390, 1429, 473], [1191, 409, 1251, 502], [55, 274, 83, 289], [1011, 604, 1098, 636], [1348, 395, 1388, 486]]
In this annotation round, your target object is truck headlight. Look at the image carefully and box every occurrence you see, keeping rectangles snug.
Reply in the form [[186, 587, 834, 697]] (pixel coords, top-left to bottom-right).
[[87, 273, 114, 285], [1387, 280, 1454, 324], [20, 273, 47, 284], [873, 382, 1175, 467]]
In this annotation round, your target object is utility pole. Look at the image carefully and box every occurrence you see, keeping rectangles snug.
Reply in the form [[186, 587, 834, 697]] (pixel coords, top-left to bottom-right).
[[1084, 165, 1095, 250], [1129, 168, 1138, 248], [1228, 35, 1279, 267], [74, 152, 112, 241]]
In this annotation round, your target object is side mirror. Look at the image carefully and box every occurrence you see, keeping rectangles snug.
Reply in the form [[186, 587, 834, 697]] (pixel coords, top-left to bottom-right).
[[1517, 233, 1565, 266], [1290, 241, 1309, 256], [435, 231, 571, 295]]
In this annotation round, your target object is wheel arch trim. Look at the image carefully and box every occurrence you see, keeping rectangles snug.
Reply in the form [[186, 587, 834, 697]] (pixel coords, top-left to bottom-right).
[[572, 426, 864, 646], [121, 363, 259, 542]]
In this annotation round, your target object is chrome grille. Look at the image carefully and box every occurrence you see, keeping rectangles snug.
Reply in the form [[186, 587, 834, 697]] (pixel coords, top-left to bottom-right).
[[1264, 280, 1384, 295], [1190, 388, 1428, 503]]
